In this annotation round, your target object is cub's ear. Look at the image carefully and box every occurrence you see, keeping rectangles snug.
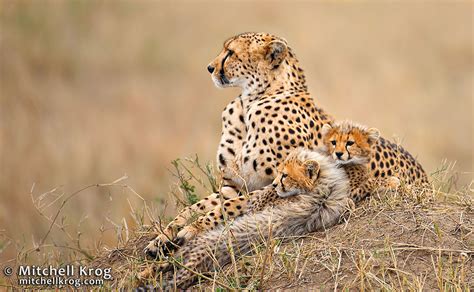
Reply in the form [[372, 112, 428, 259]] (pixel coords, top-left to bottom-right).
[[321, 123, 332, 137], [265, 40, 288, 69], [367, 128, 380, 144], [304, 160, 320, 180]]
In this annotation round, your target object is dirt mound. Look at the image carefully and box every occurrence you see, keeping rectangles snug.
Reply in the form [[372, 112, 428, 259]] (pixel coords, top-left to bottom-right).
[[91, 186, 473, 290]]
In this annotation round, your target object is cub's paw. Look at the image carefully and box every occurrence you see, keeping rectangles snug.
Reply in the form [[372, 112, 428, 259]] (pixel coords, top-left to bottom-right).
[[144, 234, 177, 259], [143, 237, 160, 259], [144, 227, 197, 259]]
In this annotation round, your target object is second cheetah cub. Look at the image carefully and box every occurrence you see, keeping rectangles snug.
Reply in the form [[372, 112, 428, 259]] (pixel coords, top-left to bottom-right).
[[321, 120, 400, 203]]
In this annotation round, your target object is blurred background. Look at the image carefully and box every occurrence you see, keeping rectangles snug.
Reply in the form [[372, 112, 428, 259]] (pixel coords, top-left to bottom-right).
[[0, 1, 472, 262]]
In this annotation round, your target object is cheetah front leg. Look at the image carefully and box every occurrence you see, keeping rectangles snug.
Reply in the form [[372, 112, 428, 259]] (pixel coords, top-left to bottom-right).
[[140, 194, 252, 281], [173, 194, 251, 245], [140, 187, 278, 282], [165, 185, 278, 253], [144, 186, 239, 259], [164, 185, 277, 259]]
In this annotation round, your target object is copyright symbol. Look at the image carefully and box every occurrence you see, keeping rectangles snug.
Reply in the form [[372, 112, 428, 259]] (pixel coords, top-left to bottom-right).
[[3, 266, 13, 277]]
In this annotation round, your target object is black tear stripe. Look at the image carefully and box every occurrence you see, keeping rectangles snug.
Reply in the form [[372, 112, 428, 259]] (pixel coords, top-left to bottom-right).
[[219, 50, 233, 75]]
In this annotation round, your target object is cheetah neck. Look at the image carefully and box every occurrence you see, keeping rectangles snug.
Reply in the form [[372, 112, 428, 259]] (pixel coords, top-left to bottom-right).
[[240, 51, 307, 105], [267, 52, 308, 94]]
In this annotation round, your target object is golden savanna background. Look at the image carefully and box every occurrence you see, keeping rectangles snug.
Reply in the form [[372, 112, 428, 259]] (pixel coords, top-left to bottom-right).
[[0, 1, 472, 263]]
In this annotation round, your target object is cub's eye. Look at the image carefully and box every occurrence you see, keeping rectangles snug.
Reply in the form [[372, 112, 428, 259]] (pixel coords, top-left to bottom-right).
[[331, 140, 336, 146], [346, 141, 355, 146], [227, 50, 234, 56], [281, 173, 288, 178]]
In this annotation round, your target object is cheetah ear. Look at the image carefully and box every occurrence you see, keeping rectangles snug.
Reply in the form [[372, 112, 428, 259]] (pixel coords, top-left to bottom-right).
[[265, 40, 288, 69], [321, 123, 332, 137], [367, 128, 380, 144], [304, 160, 320, 180]]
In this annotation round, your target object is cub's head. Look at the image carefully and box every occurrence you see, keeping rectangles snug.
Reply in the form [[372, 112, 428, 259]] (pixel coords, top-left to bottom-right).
[[207, 32, 289, 89], [321, 121, 380, 165], [272, 149, 321, 198]]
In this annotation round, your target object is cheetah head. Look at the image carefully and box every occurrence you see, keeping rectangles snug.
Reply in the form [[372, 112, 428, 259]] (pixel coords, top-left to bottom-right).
[[321, 121, 380, 165], [207, 32, 288, 89], [272, 150, 321, 198]]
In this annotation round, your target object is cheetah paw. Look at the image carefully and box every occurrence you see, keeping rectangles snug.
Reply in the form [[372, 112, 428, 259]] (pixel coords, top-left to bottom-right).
[[144, 235, 176, 259]]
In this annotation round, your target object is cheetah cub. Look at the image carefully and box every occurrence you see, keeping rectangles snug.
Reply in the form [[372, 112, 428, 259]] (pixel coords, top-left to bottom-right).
[[141, 148, 352, 288], [142, 146, 348, 262], [321, 120, 400, 203]]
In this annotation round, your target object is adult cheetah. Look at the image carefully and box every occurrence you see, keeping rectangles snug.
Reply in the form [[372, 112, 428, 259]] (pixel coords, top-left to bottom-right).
[[144, 32, 428, 258]]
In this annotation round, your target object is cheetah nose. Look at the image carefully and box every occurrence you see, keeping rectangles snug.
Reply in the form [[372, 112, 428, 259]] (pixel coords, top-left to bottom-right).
[[207, 65, 215, 74], [335, 152, 343, 159]]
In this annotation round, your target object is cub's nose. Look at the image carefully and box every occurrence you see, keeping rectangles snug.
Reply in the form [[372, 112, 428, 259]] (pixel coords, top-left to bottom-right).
[[207, 65, 215, 74], [335, 152, 343, 159]]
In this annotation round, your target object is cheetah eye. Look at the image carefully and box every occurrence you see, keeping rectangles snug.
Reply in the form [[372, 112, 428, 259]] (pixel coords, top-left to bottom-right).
[[346, 141, 355, 146], [331, 140, 336, 146]]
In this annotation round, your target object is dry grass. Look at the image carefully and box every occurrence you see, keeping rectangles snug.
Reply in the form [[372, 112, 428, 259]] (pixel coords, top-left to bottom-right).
[[1, 154, 472, 290], [0, 1, 472, 288]]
